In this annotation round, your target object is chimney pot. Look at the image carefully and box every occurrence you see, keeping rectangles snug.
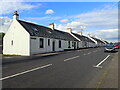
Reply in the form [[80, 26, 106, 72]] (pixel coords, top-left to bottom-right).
[[13, 11, 19, 20], [88, 34, 91, 37], [66, 28, 72, 33], [77, 32, 82, 35], [49, 23, 54, 30]]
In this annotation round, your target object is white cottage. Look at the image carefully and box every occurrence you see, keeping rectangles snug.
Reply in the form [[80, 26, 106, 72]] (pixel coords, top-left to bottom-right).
[[87, 34, 105, 47], [65, 28, 96, 48], [3, 11, 79, 56], [3, 11, 106, 56]]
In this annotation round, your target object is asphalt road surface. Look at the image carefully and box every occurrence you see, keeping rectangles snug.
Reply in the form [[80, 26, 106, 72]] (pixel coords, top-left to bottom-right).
[[2, 47, 117, 88]]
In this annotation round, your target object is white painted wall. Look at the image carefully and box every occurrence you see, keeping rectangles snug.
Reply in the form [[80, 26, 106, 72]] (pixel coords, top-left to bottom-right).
[[64, 41, 76, 50], [3, 20, 30, 56], [30, 37, 65, 55]]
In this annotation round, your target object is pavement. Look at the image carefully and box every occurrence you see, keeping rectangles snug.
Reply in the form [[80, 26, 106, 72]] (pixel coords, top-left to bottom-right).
[[1, 47, 119, 88], [2, 52, 60, 65]]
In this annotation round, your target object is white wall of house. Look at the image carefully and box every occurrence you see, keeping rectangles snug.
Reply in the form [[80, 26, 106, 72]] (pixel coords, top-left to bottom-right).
[[64, 41, 77, 50], [79, 41, 83, 48], [53, 39, 64, 52], [88, 36, 98, 47], [30, 37, 65, 55], [89, 42, 95, 48], [3, 20, 30, 56]]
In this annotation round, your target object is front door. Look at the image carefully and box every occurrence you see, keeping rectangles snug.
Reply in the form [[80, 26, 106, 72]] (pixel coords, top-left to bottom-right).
[[74, 42, 76, 49], [52, 41, 55, 51]]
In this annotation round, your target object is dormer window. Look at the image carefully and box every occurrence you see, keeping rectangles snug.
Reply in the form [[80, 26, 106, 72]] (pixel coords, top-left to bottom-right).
[[32, 27, 38, 31]]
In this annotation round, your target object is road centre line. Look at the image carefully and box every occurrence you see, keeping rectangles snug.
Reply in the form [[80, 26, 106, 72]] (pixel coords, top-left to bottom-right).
[[87, 52, 91, 54], [93, 55, 110, 68], [64, 56, 79, 62], [0, 64, 52, 81]]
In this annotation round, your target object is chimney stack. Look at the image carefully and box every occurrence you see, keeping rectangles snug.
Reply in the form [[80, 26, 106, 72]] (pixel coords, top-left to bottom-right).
[[49, 23, 54, 30], [88, 34, 91, 37], [13, 11, 19, 20], [66, 28, 72, 33], [92, 35, 95, 38], [77, 32, 82, 35]]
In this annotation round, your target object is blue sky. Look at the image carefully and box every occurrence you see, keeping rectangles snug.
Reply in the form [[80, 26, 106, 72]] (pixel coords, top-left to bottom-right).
[[0, 2, 118, 42], [1, 2, 116, 25]]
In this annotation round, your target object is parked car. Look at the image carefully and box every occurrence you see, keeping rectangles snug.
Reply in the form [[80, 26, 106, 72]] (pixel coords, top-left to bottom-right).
[[104, 44, 116, 52], [114, 44, 119, 49]]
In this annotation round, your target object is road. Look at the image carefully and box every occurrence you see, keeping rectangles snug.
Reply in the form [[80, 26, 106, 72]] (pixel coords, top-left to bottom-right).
[[1, 47, 117, 88]]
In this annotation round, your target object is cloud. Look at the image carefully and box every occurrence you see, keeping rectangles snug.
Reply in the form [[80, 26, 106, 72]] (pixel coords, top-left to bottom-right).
[[45, 9, 54, 14], [56, 4, 118, 42], [73, 5, 118, 30], [56, 21, 87, 32], [83, 29, 118, 42], [0, 0, 39, 15], [60, 19, 68, 23], [0, 17, 12, 33], [26, 16, 61, 21], [57, 5, 118, 31]]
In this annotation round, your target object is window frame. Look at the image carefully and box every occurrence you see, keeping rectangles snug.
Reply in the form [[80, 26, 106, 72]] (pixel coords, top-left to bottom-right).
[[48, 39, 50, 46], [39, 38, 44, 48]]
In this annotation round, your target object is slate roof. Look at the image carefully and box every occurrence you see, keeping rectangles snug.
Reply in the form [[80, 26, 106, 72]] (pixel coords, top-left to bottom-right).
[[54, 30, 79, 41], [92, 37, 104, 43], [104, 40, 109, 44], [72, 33, 95, 43], [18, 20, 78, 41]]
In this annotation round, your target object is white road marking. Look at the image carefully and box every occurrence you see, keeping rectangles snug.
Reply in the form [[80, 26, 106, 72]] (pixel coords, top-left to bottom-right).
[[93, 55, 110, 68], [0, 64, 52, 81], [64, 56, 79, 62], [87, 52, 91, 55], [83, 54, 86, 55]]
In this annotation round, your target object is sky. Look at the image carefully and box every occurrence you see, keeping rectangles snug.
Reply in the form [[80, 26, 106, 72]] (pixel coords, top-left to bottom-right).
[[0, 1, 119, 43]]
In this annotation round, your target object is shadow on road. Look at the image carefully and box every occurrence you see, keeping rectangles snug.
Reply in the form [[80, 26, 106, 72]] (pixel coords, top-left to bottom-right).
[[2, 53, 59, 65], [104, 50, 118, 53]]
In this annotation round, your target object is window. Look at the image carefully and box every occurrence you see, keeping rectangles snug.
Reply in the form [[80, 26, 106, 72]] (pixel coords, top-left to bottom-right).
[[39, 38, 44, 48], [48, 39, 50, 46], [68, 41, 71, 48], [11, 40, 13, 46], [59, 40, 61, 48]]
